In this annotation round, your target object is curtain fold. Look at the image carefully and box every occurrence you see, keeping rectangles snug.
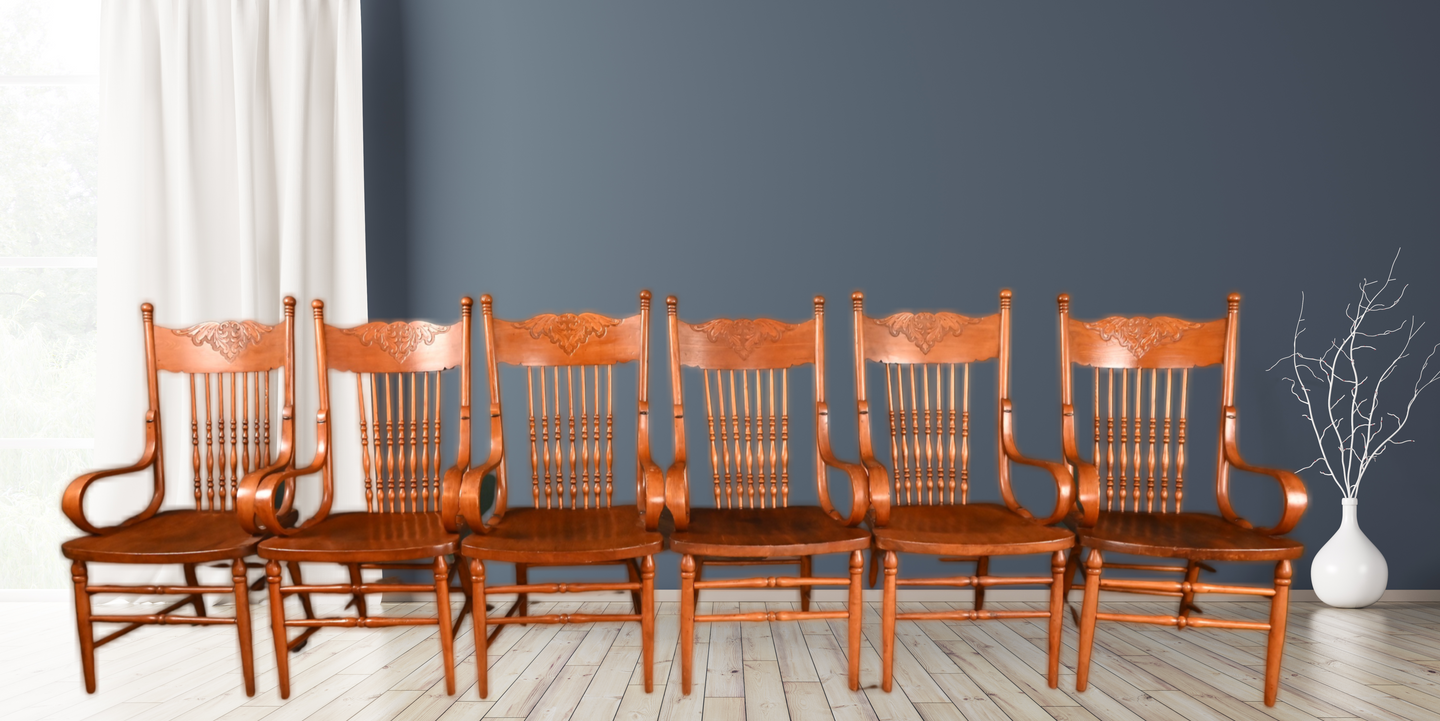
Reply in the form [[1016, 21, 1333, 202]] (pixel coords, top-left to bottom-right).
[[92, 0, 367, 587]]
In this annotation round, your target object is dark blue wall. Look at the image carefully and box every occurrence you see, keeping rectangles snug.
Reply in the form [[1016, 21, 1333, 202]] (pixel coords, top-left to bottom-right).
[[362, 1, 1440, 591]]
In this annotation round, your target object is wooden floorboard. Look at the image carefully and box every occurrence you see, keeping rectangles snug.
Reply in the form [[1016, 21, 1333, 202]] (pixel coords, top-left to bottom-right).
[[5, 600, 1440, 719]]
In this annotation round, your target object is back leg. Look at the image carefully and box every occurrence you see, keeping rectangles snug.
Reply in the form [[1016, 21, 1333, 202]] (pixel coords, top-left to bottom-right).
[[974, 556, 990, 611], [347, 563, 368, 618], [71, 560, 96, 693], [184, 563, 208, 617], [799, 555, 813, 612]]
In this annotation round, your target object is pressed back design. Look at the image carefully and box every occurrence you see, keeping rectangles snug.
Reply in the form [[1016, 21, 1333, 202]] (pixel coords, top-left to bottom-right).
[[316, 299, 473, 516], [1059, 294, 1235, 516], [481, 292, 651, 512], [853, 293, 1004, 507], [149, 299, 297, 513], [668, 297, 829, 511]]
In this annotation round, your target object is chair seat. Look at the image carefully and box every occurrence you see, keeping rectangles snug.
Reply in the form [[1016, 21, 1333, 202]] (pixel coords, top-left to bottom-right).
[[669, 506, 871, 558], [463, 506, 662, 564], [1076, 511, 1304, 561], [62, 510, 264, 564], [258, 512, 458, 562], [871, 503, 1074, 556]]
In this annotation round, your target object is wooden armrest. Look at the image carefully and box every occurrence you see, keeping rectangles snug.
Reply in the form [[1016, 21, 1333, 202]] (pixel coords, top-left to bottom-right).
[[817, 402, 869, 527], [61, 412, 161, 535], [1000, 400, 1074, 526], [862, 457, 890, 527], [1060, 404, 1100, 527], [1222, 406, 1308, 536], [636, 403, 665, 532], [665, 459, 690, 531], [458, 459, 501, 533]]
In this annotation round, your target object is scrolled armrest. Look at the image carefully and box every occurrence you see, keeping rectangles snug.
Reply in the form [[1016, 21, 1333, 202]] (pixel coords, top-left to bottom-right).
[[665, 459, 690, 531], [636, 403, 666, 532], [1060, 403, 1100, 527], [1000, 400, 1073, 526], [61, 411, 161, 536], [862, 457, 890, 527], [457, 458, 501, 533], [817, 402, 869, 528], [1221, 406, 1308, 536]]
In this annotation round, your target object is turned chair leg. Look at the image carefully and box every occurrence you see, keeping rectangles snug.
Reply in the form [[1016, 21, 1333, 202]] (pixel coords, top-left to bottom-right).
[[231, 558, 256, 696], [515, 563, 529, 622], [433, 556, 456, 695], [848, 550, 863, 692], [1179, 560, 1200, 621], [184, 563, 208, 617], [1047, 551, 1065, 689], [974, 556, 990, 611], [868, 537, 881, 588], [1061, 548, 1081, 607], [800, 555, 813, 612], [348, 563, 368, 619], [641, 556, 656, 693], [452, 557, 474, 634], [1265, 560, 1293, 707], [627, 559, 643, 615], [881, 550, 898, 693], [287, 561, 316, 623], [71, 560, 96, 693], [471, 558, 488, 699], [266, 560, 291, 699], [1075, 548, 1103, 692], [680, 554, 696, 695]]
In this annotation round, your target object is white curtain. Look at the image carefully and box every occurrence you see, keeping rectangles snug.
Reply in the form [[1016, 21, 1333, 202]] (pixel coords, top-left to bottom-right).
[[91, 0, 367, 589]]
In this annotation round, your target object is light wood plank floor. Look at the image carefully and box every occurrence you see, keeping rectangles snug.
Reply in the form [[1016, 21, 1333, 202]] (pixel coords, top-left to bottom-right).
[[5, 597, 1440, 720]]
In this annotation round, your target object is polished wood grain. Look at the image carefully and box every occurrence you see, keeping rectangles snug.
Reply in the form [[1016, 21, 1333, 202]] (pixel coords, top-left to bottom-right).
[[666, 295, 871, 695], [237, 298, 474, 700], [60, 298, 302, 696], [1058, 292, 1308, 706], [854, 290, 1075, 695], [458, 291, 664, 701]]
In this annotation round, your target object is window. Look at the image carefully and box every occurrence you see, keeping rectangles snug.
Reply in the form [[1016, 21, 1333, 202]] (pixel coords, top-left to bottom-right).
[[0, 0, 101, 589]]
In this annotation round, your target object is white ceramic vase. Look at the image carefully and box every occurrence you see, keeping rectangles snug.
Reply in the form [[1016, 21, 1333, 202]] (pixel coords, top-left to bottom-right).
[[1310, 498, 1388, 608]]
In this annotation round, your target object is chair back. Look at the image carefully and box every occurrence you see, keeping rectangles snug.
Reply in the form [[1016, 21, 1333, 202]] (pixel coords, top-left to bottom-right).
[[313, 298, 472, 514], [1058, 293, 1239, 515], [480, 291, 652, 511], [145, 298, 297, 512]]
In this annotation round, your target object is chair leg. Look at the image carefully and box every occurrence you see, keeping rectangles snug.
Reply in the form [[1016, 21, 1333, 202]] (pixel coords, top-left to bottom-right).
[[287, 562, 317, 622], [627, 559, 643, 615], [692, 558, 704, 608], [348, 563, 368, 619], [71, 560, 96, 693], [1061, 547, 1081, 607], [641, 555, 656, 693], [266, 560, 291, 699], [1047, 551, 1065, 689], [231, 558, 256, 697], [433, 556, 456, 695], [800, 555, 813, 612], [184, 563, 208, 617], [1265, 560, 1293, 707], [680, 554, 696, 695], [1179, 560, 1200, 621], [471, 558, 488, 699], [453, 555, 474, 635], [1075, 548, 1103, 693], [881, 550, 898, 693], [848, 550, 864, 692], [974, 556, 990, 611], [868, 537, 880, 588], [515, 563, 529, 622]]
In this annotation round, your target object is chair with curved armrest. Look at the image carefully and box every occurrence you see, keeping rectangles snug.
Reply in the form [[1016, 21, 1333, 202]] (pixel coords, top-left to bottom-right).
[[62, 298, 301, 695], [457, 291, 664, 699], [239, 298, 473, 699], [853, 290, 1075, 692], [1058, 292, 1307, 707], [665, 295, 871, 694]]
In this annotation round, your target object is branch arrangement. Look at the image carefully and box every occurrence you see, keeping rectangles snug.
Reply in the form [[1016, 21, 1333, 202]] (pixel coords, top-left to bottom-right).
[[1269, 249, 1440, 498]]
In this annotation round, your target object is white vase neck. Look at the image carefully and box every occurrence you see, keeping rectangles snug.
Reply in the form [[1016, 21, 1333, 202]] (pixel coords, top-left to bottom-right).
[[1342, 498, 1358, 526]]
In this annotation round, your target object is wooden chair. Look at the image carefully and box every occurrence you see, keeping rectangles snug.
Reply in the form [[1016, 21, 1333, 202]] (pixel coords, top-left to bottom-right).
[[1058, 293, 1307, 706], [665, 295, 871, 694], [457, 291, 665, 698], [238, 298, 474, 699], [62, 298, 305, 695], [853, 290, 1075, 692]]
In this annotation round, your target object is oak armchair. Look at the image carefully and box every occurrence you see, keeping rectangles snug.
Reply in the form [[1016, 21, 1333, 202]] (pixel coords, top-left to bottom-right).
[[62, 298, 302, 696], [1058, 293, 1307, 707], [854, 290, 1075, 692], [665, 295, 871, 694]]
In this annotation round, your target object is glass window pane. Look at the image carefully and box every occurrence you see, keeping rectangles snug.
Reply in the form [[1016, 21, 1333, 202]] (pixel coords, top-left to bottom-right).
[[0, 0, 101, 77], [0, 447, 91, 588], [0, 267, 95, 439], [0, 84, 98, 257]]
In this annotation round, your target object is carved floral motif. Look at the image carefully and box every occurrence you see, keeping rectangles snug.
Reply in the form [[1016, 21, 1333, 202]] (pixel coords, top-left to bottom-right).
[[172, 320, 274, 362], [875, 312, 981, 354], [513, 313, 621, 354], [692, 318, 790, 359], [342, 322, 450, 362], [1083, 316, 1203, 358]]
